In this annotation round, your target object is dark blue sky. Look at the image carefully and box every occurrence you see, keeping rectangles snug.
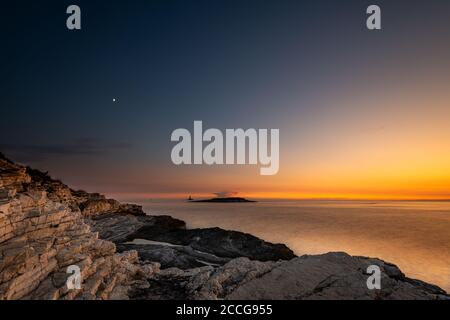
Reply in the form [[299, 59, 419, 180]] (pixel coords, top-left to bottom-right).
[[2, 0, 450, 198]]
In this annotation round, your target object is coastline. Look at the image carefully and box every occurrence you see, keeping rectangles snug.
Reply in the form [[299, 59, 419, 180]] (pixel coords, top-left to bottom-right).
[[1, 153, 448, 299], [137, 198, 450, 293]]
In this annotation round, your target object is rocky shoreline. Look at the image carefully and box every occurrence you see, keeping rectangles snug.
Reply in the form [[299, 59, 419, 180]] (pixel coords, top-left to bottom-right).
[[0, 152, 449, 300]]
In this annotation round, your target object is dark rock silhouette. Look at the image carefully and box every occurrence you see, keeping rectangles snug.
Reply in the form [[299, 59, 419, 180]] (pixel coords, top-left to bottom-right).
[[191, 197, 256, 203]]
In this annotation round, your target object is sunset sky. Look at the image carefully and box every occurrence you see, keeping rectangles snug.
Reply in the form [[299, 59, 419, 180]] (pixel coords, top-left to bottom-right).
[[2, 0, 450, 200]]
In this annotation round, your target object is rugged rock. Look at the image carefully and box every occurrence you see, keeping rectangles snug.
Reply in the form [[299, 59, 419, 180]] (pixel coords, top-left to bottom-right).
[[88, 214, 186, 244], [87, 211, 295, 265], [0, 154, 154, 300], [24, 167, 74, 207], [117, 243, 231, 269], [24, 165, 145, 217], [88, 212, 293, 268], [136, 253, 449, 300], [126, 226, 296, 262], [79, 198, 121, 217], [220, 253, 449, 300]]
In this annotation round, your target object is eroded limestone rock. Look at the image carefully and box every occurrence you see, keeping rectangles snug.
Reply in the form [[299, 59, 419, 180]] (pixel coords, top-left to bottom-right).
[[0, 155, 154, 300]]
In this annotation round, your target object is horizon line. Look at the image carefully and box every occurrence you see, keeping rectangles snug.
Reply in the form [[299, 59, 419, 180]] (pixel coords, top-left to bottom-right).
[[107, 192, 450, 202]]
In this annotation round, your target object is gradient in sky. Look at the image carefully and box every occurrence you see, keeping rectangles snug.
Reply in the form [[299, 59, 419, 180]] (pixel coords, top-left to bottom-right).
[[2, 0, 450, 199]]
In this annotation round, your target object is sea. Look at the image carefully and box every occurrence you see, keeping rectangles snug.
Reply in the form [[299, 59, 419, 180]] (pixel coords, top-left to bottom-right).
[[126, 199, 450, 293]]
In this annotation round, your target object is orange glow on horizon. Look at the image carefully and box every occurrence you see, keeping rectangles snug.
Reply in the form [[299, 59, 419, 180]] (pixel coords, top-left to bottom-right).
[[106, 80, 450, 202], [110, 191, 450, 201]]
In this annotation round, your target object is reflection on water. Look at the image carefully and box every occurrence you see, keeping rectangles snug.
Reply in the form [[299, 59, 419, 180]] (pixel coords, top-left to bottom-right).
[[132, 199, 450, 292]]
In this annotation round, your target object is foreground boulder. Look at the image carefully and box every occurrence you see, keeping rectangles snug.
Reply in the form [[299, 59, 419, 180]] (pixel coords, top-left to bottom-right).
[[87, 214, 186, 244], [89, 213, 295, 267], [135, 253, 449, 300], [128, 226, 296, 262]]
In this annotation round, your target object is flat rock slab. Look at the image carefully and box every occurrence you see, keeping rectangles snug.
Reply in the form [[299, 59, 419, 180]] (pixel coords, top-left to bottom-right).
[[128, 225, 296, 262], [116, 243, 230, 269]]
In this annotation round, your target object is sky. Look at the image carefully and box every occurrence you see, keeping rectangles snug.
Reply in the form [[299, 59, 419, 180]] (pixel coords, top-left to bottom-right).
[[1, 0, 450, 200]]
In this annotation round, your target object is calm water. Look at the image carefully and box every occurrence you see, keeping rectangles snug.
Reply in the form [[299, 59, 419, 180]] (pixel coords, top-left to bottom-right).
[[128, 199, 450, 292]]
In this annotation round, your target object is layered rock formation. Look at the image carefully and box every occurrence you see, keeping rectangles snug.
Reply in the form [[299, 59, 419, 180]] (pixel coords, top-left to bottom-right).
[[25, 166, 145, 217], [1, 152, 449, 300], [0, 154, 154, 299]]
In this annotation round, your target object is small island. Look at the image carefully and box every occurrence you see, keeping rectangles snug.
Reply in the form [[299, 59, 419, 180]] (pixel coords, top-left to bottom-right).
[[189, 197, 256, 203]]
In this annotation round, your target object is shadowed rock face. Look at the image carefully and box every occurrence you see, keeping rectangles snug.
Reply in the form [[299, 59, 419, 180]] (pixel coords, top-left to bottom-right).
[[89, 212, 295, 268], [127, 226, 296, 262], [116, 243, 230, 270], [88, 214, 186, 244]]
